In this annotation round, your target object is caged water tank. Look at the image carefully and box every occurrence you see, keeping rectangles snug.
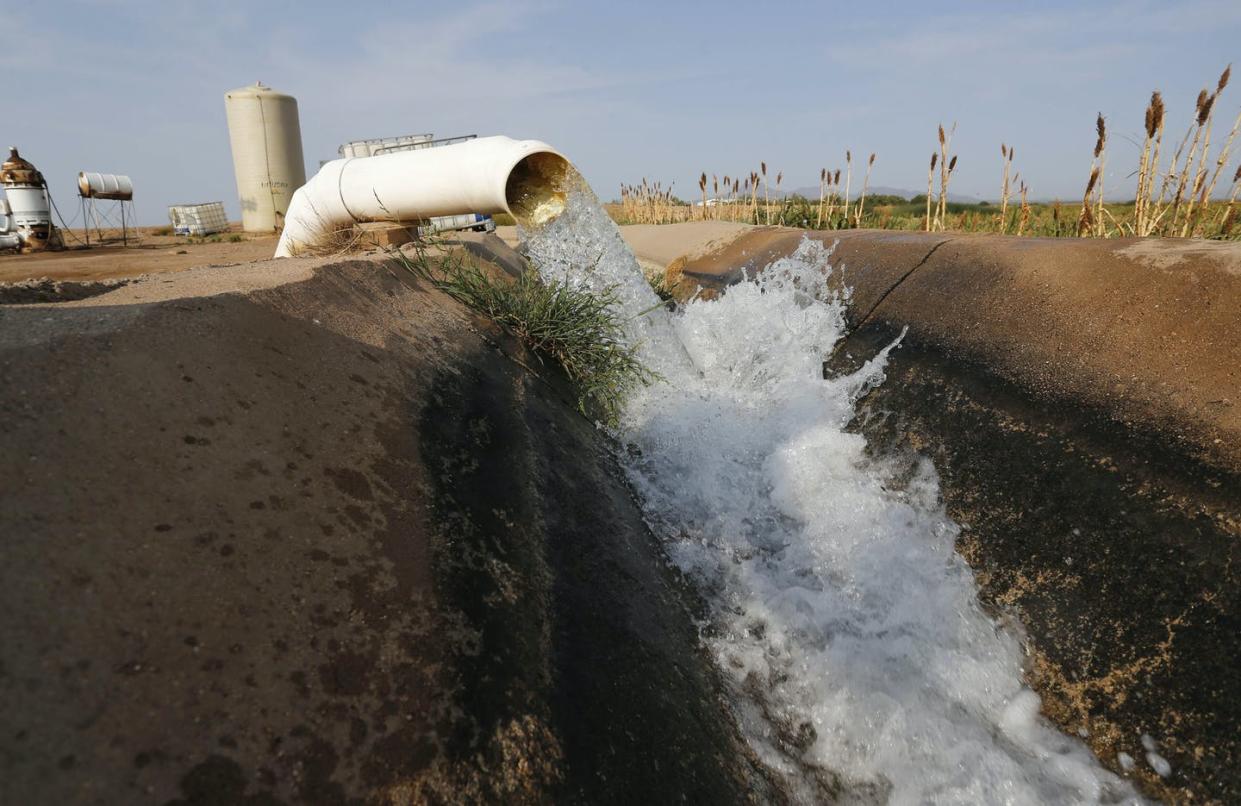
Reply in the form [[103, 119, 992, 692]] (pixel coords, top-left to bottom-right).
[[338, 134, 433, 159], [224, 82, 307, 233]]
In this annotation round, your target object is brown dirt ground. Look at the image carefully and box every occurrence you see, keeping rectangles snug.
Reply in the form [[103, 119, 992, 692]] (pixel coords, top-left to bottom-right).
[[0, 225, 279, 284]]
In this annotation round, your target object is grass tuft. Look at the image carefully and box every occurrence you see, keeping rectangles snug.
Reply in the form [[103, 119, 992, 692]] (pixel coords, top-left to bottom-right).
[[393, 245, 656, 425]]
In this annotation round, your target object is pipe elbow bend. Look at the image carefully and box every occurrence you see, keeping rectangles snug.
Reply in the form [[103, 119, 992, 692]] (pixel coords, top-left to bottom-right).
[[273, 136, 570, 259]]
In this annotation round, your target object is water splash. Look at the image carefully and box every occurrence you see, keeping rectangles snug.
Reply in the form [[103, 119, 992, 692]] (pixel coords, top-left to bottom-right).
[[519, 178, 693, 381], [519, 183, 1143, 804]]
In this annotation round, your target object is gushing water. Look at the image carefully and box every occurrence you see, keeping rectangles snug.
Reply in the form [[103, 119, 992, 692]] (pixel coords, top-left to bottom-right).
[[519, 179, 1142, 804], [520, 179, 694, 381]]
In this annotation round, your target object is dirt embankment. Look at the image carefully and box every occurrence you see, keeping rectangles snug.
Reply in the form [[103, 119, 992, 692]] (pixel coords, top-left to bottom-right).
[[626, 224, 1241, 805], [0, 247, 782, 804]]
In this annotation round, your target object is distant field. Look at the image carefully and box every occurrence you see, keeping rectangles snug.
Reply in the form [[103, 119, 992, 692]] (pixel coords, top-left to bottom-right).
[[606, 197, 1239, 240], [612, 64, 1240, 240]]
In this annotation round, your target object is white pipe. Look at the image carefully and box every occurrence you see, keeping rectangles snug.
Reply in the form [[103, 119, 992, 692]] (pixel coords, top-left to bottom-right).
[[275, 135, 569, 257]]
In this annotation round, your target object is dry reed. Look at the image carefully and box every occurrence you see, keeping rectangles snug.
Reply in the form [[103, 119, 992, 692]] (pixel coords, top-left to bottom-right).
[[826, 169, 841, 226], [1135, 92, 1165, 235], [999, 143, 1014, 234], [1077, 114, 1107, 236], [761, 162, 770, 225], [776, 171, 784, 224], [843, 151, 853, 228], [1221, 163, 1241, 235], [1095, 114, 1107, 236], [1017, 179, 1031, 236], [817, 168, 827, 228], [934, 124, 957, 230], [1185, 66, 1236, 235], [855, 153, 876, 227], [1078, 166, 1099, 235]]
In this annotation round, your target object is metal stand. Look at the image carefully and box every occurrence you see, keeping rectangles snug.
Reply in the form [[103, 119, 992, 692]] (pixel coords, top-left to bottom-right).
[[79, 196, 134, 247]]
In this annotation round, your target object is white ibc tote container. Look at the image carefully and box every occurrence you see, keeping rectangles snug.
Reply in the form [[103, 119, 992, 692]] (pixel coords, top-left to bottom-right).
[[224, 82, 307, 233]]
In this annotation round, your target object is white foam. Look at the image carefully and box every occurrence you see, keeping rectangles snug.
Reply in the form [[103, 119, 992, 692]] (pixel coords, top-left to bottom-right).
[[520, 189, 1145, 804], [1141, 735, 1172, 778], [1146, 753, 1172, 779]]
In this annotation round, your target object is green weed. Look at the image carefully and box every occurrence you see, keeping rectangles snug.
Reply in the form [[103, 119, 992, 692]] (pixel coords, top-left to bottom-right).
[[393, 245, 656, 425]]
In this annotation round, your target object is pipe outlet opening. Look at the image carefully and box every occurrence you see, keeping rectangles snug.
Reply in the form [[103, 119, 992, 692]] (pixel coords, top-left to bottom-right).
[[506, 152, 571, 227]]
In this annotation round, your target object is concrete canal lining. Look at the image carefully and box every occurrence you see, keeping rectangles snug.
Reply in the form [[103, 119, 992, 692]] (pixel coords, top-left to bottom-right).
[[3, 222, 1238, 803], [623, 223, 1241, 804], [0, 242, 783, 804]]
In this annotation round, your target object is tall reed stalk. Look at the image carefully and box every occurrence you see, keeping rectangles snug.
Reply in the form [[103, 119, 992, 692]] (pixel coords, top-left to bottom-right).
[[775, 172, 784, 224], [1078, 168, 1099, 236], [934, 124, 956, 230], [1183, 66, 1233, 236], [999, 143, 1014, 234], [1199, 107, 1240, 220], [817, 168, 827, 228], [1094, 115, 1107, 236], [1153, 116, 1196, 228], [750, 172, 759, 223], [761, 162, 770, 225], [1170, 90, 1213, 231], [943, 155, 958, 227], [1078, 114, 1106, 236], [1135, 92, 1165, 236], [925, 153, 937, 231], [825, 169, 841, 227], [1220, 164, 1241, 236], [843, 151, 853, 228], [1017, 179, 1031, 236], [855, 153, 875, 227]]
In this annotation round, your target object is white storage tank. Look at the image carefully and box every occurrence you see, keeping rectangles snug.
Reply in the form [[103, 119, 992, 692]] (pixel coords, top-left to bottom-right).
[[224, 82, 306, 233], [78, 172, 134, 201]]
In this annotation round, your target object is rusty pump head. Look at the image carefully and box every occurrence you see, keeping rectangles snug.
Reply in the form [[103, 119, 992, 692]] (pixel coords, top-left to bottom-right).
[[1, 147, 58, 253]]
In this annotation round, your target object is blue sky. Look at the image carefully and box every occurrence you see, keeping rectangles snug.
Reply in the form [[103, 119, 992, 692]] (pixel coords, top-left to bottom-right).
[[5, 0, 1239, 223]]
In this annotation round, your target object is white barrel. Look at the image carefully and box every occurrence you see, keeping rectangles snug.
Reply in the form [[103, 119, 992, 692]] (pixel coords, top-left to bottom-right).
[[224, 82, 306, 232], [78, 172, 134, 200]]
